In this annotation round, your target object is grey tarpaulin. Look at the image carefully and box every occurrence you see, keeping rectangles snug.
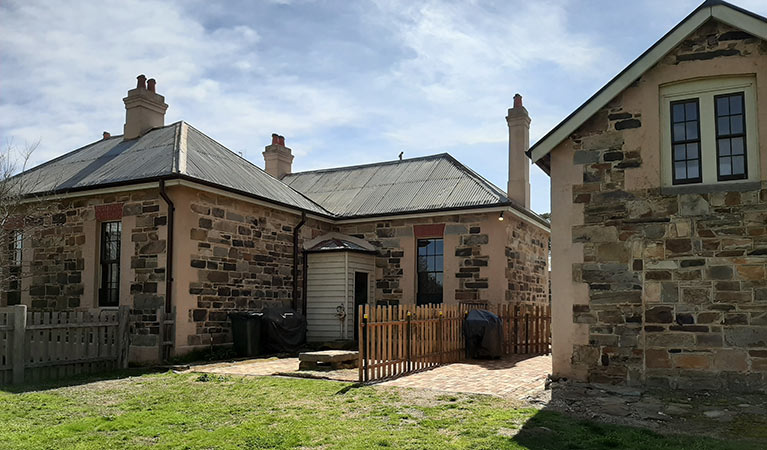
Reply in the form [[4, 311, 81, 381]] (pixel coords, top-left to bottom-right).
[[463, 309, 503, 359]]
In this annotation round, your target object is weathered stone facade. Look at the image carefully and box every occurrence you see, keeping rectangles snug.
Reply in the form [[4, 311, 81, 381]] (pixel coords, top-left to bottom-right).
[[9, 189, 169, 355], [184, 190, 331, 346], [338, 212, 548, 306], [554, 21, 767, 391], [505, 216, 549, 304]]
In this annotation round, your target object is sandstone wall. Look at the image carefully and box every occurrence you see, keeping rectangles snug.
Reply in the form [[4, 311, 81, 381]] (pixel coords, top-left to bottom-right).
[[551, 21, 767, 391], [337, 211, 548, 306], [6, 189, 169, 360], [176, 187, 331, 349]]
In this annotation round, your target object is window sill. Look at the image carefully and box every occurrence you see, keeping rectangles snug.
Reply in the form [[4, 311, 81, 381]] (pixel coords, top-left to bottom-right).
[[661, 180, 761, 195]]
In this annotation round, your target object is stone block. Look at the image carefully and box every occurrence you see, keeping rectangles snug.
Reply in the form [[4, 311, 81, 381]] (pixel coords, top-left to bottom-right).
[[713, 349, 748, 371], [462, 234, 488, 245], [596, 243, 630, 263], [139, 240, 166, 255], [661, 282, 678, 303], [573, 150, 600, 165], [646, 349, 671, 368], [673, 353, 711, 369], [737, 265, 765, 281], [695, 333, 723, 347], [646, 333, 695, 347], [724, 326, 767, 347], [445, 224, 467, 235], [573, 225, 619, 243], [679, 194, 710, 216], [646, 306, 673, 323], [681, 288, 710, 305], [707, 266, 733, 280], [665, 239, 692, 254]]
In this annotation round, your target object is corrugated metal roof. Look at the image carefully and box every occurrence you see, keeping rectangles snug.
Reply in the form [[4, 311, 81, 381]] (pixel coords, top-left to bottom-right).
[[16, 123, 546, 224], [281, 153, 514, 218], [15, 122, 329, 215]]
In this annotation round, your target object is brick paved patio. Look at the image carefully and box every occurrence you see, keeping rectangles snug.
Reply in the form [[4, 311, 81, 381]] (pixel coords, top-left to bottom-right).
[[380, 355, 552, 399], [191, 354, 552, 400], [191, 357, 358, 381]]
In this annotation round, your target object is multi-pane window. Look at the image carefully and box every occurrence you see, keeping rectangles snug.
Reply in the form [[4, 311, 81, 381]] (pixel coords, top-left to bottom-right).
[[662, 77, 757, 187], [416, 238, 443, 305], [715, 93, 747, 180], [99, 221, 121, 307], [6, 230, 22, 305], [671, 99, 702, 185]]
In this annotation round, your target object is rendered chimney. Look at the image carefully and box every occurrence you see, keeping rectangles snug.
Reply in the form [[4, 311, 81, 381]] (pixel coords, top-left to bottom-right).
[[506, 93, 531, 209], [122, 74, 168, 140], [103, 131, 111, 140], [263, 133, 294, 179]]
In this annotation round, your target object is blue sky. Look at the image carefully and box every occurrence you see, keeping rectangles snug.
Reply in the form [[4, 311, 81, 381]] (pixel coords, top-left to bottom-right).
[[2, 0, 766, 214]]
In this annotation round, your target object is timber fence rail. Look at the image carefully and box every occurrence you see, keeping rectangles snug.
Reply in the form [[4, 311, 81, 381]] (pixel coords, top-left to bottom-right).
[[358, 303, 551, 383], [0, 305, 130, 385]]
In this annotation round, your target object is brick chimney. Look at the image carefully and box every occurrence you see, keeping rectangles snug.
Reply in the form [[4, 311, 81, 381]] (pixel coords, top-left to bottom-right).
[[123, 74, 168, 140], [263, 133, 294, 179], [506, 93, 531, 209]]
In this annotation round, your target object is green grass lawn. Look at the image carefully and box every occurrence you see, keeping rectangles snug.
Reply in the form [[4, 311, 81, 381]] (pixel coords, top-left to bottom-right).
[[0, 371, 759, 449]]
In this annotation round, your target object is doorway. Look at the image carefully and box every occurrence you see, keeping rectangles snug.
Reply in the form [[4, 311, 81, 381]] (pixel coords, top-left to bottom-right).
[[354, 272, 368, 341]]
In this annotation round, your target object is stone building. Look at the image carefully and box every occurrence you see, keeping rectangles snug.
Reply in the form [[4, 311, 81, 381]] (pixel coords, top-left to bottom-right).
[[2, 75, 548, 363], [530, 1, 767, 391]]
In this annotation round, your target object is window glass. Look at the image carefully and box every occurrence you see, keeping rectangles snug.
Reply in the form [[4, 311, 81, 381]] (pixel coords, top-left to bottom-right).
[[416, 238, 443, 305], [670, 99, 702, 184], [715, 92, 747, 180], [99, 221, 121, 307], [6, 230, 22, 305]]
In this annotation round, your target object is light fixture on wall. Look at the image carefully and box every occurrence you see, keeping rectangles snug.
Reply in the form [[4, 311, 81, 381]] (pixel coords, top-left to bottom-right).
[[498, 211, 504, 221]]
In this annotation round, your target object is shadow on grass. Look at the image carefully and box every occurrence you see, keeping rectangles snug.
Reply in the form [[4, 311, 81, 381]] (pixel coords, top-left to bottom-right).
[[509, 389, 763, 450], [0, 367, 166, 394]]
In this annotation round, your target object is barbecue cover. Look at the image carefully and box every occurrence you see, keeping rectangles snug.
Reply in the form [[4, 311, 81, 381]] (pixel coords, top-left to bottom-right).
[[261, 308, 307, 353], [463, 309, 503, 359]]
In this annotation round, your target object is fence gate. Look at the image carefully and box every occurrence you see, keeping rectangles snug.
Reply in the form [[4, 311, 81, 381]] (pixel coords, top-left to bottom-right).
[[0, 305, 131, 385], [358, 303, 551, 383]]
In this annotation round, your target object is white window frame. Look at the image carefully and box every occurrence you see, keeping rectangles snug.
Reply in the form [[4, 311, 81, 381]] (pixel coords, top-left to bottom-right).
[[660, 76, 759, 187]]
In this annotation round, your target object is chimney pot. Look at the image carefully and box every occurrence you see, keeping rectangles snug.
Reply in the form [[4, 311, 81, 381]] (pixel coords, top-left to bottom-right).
[[506, 93, 531, 209], [263, 133, 294, 179], [103, 131, 111, 140], [513, 93, 523, 109], [123, 74, 168, 140], [147, 78, 156, 92]]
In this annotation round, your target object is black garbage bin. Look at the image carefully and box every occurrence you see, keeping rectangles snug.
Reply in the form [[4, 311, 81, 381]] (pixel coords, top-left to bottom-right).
[[229, 311, 264, 357]]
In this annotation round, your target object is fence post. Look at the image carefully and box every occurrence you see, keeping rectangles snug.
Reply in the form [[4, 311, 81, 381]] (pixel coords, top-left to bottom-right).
[[362, 311, 368, 382], [438, 310, 443, 365], [12, 304, 27, 385], [406, 311, 412, 372], [117, 306, 130, 369], [525, 309, 530, 354], [513, 305, 519, 354]]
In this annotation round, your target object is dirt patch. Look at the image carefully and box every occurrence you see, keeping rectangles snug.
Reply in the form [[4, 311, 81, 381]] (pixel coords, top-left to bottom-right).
[[544, 381, 767, 443]]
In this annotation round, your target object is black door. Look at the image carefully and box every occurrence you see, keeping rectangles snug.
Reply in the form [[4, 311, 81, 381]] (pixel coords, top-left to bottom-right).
[[354, 272, 368, 341]]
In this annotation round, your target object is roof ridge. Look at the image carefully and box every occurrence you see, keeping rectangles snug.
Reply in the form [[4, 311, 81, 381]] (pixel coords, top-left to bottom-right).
[[440, 153, 509, 199], [182, 122, 335, 216], [283, 153, 451, 177]]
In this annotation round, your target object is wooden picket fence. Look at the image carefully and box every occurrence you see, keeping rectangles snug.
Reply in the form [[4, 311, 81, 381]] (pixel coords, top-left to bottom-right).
[[0, 305, 130, 385], [358, 303, 550, 382]]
